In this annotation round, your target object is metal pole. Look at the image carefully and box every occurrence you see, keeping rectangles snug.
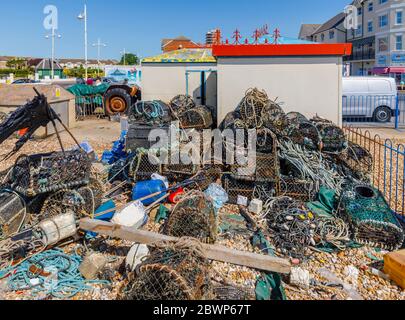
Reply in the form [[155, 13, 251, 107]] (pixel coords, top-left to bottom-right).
[[395, 95, 400, 130], [84, 4, 88, 80], [51, 27, 55, 79]]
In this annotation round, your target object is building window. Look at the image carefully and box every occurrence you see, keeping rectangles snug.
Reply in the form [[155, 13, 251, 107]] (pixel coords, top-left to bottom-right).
[[358, 7, 363, 15], [378, 37, 389, 52], [329, 30, 335, 39], [356, 25, 363, 36], [379, 0, 387, 4], [397, 35, 403, 50], [368, 21, 373, 32], [321, 34, 325, 41], [368, 2, 373, 12], [379, 15, 388, 28], [397, 11, 403, 25]]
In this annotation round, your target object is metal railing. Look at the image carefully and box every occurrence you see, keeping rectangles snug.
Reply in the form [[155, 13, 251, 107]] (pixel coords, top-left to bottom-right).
[[343, 94, 405, 128], [74, 94, 105, 121], [343, 126, 405, 215]]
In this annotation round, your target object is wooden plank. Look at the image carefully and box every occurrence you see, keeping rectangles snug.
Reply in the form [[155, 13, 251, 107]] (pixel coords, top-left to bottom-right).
[[79, 218, 291, 274]]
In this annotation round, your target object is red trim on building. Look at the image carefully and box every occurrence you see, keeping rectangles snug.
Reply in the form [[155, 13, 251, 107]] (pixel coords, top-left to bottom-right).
[[212, 43, 352, 57]]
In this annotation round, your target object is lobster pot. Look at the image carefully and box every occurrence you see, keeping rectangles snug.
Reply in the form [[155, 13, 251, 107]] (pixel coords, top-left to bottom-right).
[[256, 128, 277, 153], [123, 246, 211, 300], [0, 168, 11, 190], [164, 192, 217, 243], [339, 184, 404, 251], [127, 100, 171, 124], [261, 103, 290, 136], [338, 142, 373, 179], [287, 121, 320, 150], [223, 175, 277, 204], [315, 122, 347, 153], [179, 106, 213, 129], [231, 152, 279, 182], [129, 152, 162, 182], [0, 190, 26, 238], [191, 164, 225, 191], [126, 123, 170, 153], [238, 88, 269, 128], [279, 177, 316, 202], [10, 150, 91, 197], [40, 189, 87, 220]]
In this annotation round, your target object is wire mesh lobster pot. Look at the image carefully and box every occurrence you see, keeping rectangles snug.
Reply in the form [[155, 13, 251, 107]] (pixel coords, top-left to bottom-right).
[[123, 245, 211, 300], [126, 123, 170, 153], [223, 175, 277, 204], [261, 103, 290, 136], [314, 122, 348, 154], [287, 121, 321, 150], [10, 150, 91, 197], [238, 88, 269, 128], [191, 163, 225, 191], [256, 127, 278, 153], [338, 184, 404, 251], [0, 167, 11, 190], [338, 142, 373, 179], [230, 151, 279, 182], [170, 95, 196, 116], [127, 100, 171, 124], [179, 106, 213, 129], [164, 192, 217, 243], [279, 176, 316, 202], [129, 151, 162, 182], [0, 189, 27, 238]]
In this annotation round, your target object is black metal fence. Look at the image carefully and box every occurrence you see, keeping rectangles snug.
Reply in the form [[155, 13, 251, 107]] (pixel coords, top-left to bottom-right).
[[343, 126, 405, 215], [75, 94, 105, 120]]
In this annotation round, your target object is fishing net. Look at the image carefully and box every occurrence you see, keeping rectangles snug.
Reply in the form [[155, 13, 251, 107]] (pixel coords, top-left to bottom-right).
[[265, 197, 317, 259], [191, 164, 224, 192], [0, 190, 27, 238], [169, 95, 196, 116], [339, 183, 404, 250], [9, 150, 91, 197], [212, 284, 254, 300], [123, 240, 211, 300], [164, 191, 217, 243], [39, 189, 87, 220], [256, 128, 278, 153], [179, 106, 213, 129]]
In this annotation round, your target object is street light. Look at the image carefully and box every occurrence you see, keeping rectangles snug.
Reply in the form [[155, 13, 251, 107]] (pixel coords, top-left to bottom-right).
[[45, 28, 62, 80], [77, 4, 88, 79], [120, 48, 126, 65], [92, 38, 107, 76]]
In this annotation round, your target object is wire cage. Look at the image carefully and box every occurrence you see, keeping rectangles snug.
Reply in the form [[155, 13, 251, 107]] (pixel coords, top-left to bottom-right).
[[287, 121, 321, 150], [164, 192, 217, 243], [238, 88, 269, 128], [0, 189, 27, 238], [212, 285, 254, 300], [123, 244, 211, 300], [179, 106, 213, 130], [170, 95, 196, 116], [191, 163, 225, 192], [338, 183, 404, 251], [286, 112, 308, 124], [127, 100, 171, 124], [337, 142, 373, 180], [9, 150, 91, 197], [261, 102, 290, 136], [256, 127, 278, 153], [129, 150, 162, 182], [39, 189, 87, 220], [126, 123, 170, 153], [314, 121, 348, 154], [279, 176, 317, 202], [0, 167, 12, 190]]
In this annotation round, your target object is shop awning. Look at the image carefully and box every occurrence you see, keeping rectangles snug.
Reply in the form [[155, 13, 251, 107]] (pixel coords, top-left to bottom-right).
[[372, 67, 405, 74]]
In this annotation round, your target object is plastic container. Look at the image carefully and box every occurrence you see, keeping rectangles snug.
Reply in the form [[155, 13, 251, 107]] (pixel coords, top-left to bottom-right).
[[384, 249, 405, 289], [132, 180, 167, 206], [112, 201, 148, 228]]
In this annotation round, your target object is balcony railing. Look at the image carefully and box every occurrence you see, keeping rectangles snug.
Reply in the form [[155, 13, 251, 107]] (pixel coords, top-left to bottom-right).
[[344, 49, 375, 61]]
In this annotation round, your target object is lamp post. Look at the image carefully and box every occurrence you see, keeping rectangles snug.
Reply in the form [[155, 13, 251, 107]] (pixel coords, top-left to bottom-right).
[[120, 48, 126, 65], [77, 4, 88, 79], [92, 38, 107, 76], [45, 27, 62, 79]]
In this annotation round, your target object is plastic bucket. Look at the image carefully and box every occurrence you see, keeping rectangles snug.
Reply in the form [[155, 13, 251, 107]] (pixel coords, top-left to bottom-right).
[[132, 180, 167, 206]]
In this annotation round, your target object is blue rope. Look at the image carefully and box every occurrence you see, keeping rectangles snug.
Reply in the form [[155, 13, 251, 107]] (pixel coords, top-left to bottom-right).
[[5, 249, 109, 299]]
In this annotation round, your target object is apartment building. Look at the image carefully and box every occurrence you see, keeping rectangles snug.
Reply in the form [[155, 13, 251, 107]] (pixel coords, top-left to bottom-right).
[[300, 0, 405, 82]]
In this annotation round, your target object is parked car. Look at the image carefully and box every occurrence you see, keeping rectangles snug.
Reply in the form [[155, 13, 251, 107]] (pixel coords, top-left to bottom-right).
[[343, 77, 398, 123], [12, 79, 38, 84]]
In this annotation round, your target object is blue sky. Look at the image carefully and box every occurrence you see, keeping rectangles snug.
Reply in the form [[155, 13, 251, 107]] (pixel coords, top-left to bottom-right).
[[0, 0, 351, 60]]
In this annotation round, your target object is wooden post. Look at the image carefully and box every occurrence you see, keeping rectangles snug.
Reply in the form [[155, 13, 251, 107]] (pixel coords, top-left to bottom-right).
[[79, 218, 291, 274]]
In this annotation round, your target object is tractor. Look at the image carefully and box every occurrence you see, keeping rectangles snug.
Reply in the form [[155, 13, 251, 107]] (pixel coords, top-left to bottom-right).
[[67, 83, 142, 116]]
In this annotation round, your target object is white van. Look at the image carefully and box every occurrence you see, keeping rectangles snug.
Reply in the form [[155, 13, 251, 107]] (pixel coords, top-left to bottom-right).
[[342, 77, 398, 122]]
